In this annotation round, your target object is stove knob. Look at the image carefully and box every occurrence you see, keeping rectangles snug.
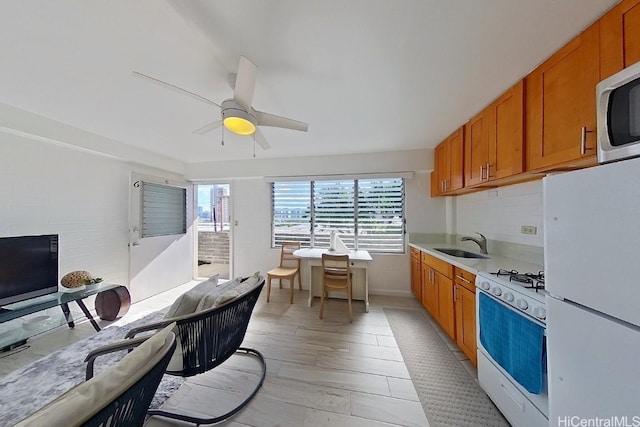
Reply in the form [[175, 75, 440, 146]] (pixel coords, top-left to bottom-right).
[[503, 292, 514, 302], [516, 299, 528, 310], [534, 307, 547, 319], [480, 281, 490, 291], [492, 287, 502, 296]]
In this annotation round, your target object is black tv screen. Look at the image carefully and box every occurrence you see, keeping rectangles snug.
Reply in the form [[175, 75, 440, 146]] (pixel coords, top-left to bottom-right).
[[0, 235, 59, 307]]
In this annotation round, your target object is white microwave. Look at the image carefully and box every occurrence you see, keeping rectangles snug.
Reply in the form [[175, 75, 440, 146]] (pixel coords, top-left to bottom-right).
[[597, 60, 640, 164]]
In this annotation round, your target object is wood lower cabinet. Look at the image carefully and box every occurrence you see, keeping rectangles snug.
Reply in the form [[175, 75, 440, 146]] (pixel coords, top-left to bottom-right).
[[411, 250, 478, 365], [421, 253, 455, 340], [454, 268, 477, 366], [526, 22, 600, 171], [601, 0, 640, 79], [437, 273, 455, 339], [421, 261, 438, 318], [410, 247, 422, 300]]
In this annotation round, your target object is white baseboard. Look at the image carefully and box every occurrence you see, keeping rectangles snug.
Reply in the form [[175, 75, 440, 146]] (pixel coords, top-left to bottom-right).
[[368, 289, 413, 298]]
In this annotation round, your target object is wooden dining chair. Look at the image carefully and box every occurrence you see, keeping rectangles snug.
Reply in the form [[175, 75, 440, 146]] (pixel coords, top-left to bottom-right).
[[319, 253, 352, 322], [266, 242, 302, 304]]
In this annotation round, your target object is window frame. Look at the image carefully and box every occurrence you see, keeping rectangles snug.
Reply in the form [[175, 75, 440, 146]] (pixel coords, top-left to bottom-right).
[[271, 177, 406, 254]]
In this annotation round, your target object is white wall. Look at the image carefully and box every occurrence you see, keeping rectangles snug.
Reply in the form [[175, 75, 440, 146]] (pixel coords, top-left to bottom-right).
[[455, 179, 544, 247], [226, 166, 445, 297], [0, 131, 194, 311]]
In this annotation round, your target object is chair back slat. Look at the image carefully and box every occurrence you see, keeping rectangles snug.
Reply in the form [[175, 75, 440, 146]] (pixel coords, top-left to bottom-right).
[[280, 242, 301, 269]]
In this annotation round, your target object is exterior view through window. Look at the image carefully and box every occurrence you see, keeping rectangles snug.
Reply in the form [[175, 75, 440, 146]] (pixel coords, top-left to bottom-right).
[[272, 178, 405, 253]]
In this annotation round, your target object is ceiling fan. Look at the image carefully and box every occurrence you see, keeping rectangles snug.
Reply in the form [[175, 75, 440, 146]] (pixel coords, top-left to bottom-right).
[[133, 56, 308, 150]]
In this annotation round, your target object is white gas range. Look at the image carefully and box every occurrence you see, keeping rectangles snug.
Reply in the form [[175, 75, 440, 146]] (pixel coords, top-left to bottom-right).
[[476, 269, 549, 427], [476, 269, 547, 324]]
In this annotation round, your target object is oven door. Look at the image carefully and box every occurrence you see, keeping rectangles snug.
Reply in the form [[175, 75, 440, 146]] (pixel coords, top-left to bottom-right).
[[476, 291, 549, 420], [597, 60, 640, 164]]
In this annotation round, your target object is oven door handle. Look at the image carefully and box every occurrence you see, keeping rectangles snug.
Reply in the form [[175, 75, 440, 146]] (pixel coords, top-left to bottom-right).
[[500, 381, 525, 411]]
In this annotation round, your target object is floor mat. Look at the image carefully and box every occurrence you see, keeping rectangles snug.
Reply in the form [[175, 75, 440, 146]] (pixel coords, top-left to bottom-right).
[[384, 307, 510, 427]]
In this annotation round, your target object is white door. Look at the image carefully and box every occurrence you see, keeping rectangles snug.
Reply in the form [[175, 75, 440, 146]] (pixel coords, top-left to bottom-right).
[[547, 297, 640, 421], [128, 173, 194, 303]]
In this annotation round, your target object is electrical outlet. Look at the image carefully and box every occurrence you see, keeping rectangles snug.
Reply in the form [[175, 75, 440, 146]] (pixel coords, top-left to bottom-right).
[[521, 225, 537, 235]]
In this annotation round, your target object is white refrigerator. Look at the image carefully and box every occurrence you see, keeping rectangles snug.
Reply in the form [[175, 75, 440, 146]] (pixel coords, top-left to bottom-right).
[[544, 156, 640, 424]]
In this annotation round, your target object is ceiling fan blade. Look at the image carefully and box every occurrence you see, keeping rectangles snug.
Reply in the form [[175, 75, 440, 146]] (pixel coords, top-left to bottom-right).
[[233, 56, 257, 109], [193, 120, 223, 135], [132, 71, 221, 108], [254, 127, 271, 150], [255, 110, 309, 132]]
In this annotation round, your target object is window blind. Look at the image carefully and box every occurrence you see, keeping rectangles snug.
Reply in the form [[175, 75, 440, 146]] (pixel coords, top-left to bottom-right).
[[141, 182, 187, 238], [357, 178, 405, 253], [313, 180, 355, 249], [272, 181, 311, 246], [271, 178, 405, 253]]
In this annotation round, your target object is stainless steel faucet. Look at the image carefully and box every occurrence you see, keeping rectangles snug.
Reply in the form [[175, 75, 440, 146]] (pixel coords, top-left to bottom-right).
[[460, 232, 488, 254]]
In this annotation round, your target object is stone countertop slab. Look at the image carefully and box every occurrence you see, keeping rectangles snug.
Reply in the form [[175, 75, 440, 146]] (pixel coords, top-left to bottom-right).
[[409, 242, 544, 276]]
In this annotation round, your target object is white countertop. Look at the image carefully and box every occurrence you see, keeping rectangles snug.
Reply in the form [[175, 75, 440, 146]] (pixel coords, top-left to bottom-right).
[[409, 242, 543, 275]]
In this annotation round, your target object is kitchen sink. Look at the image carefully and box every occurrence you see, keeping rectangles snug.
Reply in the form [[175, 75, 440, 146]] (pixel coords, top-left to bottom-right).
[[433, 248, 489, 259]]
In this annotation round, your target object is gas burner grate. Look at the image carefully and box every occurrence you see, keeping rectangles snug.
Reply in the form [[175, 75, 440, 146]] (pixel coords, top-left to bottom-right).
[[491, 269, 545, 291]]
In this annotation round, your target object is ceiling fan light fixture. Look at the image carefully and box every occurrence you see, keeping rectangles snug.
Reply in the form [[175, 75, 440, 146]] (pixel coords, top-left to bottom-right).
[[223, 115, 256, 135], [221, 101, 256, 135]]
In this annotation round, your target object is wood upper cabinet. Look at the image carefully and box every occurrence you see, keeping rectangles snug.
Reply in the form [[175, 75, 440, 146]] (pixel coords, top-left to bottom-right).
[[489, 81, 525, 180], [454, 268, 477, 366], [601, 0, 640, 79], [410, 247, 422, 301], [526, 22, 600, 171], [465, 81, 524, 187], [446, 128, 464, 193], [430, 171, 440, 197], [464, 110, 489, 186], [432, 127, 464, 196], [434, 142, 450, 195]]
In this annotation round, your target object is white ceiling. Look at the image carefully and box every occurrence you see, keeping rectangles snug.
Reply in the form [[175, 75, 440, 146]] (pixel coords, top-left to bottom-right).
[[0, 0, 618, 164]]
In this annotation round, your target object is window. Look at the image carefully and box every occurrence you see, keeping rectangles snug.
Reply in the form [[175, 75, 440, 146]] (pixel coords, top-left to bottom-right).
[[272, 178, 405, 253], [141, 182, 187, 237], [272, 181, 311, 246]]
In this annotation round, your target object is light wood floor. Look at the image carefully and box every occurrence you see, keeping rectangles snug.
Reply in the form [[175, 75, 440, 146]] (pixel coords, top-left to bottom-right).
[[0, 281, 464, 427]]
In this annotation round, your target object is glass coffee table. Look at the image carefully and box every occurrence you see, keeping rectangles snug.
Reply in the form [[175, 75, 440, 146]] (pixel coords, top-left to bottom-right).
[[0, 284, 130, 351]]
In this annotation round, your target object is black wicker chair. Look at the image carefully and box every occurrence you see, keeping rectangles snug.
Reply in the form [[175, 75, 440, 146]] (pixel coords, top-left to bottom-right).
[[124, 278, 266, 425], [16, 326, 177, 427]]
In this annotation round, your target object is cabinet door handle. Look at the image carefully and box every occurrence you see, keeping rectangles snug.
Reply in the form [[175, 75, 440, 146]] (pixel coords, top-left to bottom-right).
[[480, 165, 485, 180], [441, 181, 445, 192], [455, 274, 471, 284], [581, 126, 594, 155], [453, 285, 457, 301], [486, 162, 491, 179]]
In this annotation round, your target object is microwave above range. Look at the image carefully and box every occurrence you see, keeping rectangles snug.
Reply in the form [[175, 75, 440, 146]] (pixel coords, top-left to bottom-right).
[[597, 61, 640, 164]]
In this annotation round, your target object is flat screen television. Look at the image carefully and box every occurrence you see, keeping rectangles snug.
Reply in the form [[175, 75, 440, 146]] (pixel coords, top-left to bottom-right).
[[0, 235, 59, 308]]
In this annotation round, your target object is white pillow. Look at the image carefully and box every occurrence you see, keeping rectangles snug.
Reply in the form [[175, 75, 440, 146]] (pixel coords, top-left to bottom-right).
[[199, 272, 262, 310], [164, 275, 219, 318], [15, 323, 176, 426], [195, 276, 242, 312]]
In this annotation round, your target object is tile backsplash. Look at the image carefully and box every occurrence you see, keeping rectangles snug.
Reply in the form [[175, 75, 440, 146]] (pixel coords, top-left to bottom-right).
[[455, 179, 543, 248]]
